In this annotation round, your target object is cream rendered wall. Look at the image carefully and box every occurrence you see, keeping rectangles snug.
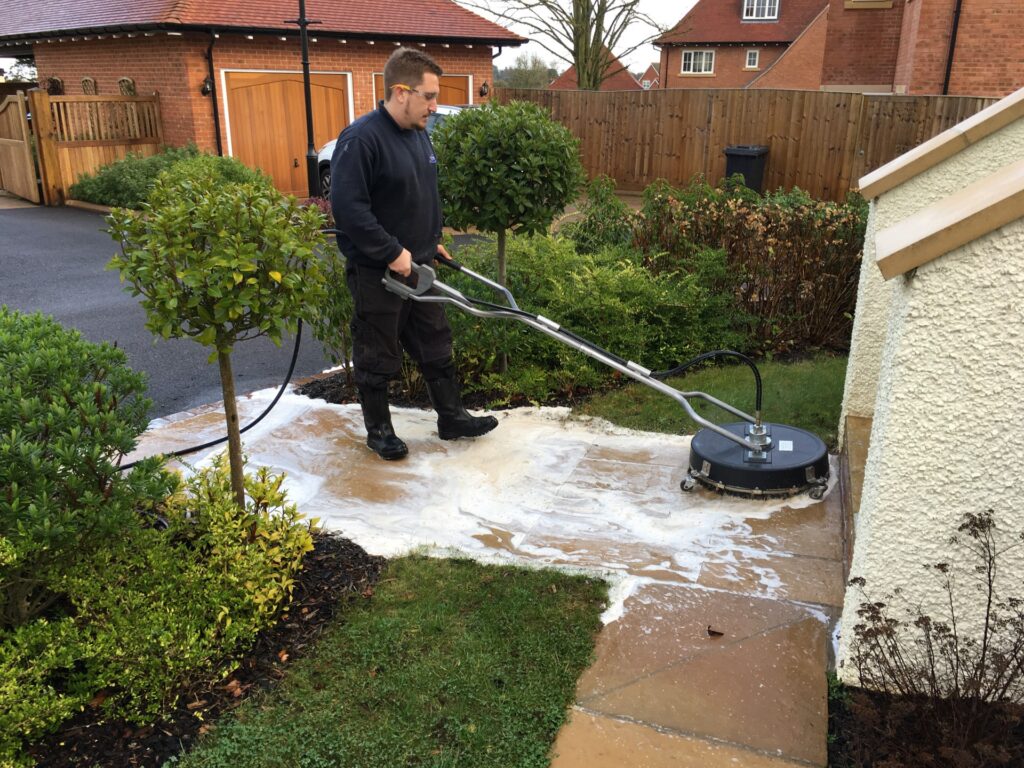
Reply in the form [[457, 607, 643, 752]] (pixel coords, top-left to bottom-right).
[[836, 121, 1024, 682], [839, 117, 1024, 444]]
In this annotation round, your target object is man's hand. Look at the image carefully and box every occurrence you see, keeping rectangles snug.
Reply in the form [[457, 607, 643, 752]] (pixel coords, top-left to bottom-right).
[[436, 243, 453, 261], [389, 248, 413, 277]]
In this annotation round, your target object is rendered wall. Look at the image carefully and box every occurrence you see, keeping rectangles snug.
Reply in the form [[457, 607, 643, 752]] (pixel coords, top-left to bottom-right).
[[839, 116, 1024, 440], [836, 118, 1024, 681]]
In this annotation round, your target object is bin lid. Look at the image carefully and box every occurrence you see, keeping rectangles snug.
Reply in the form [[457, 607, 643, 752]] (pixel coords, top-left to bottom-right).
[[723, 144, 769, 156]]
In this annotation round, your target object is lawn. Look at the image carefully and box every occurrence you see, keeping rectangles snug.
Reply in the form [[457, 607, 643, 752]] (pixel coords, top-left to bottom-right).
[[176, 556, 607, 768], [579, 354, 848, 448]]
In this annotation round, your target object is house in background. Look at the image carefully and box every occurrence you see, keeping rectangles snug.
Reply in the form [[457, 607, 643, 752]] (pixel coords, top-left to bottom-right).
[[639, 62, 660, 90], [653, 0, 829, 90], [655, 0, 1023, 97], [821, 0, 1023, 97], [549, 50, 643, 91], [0, 0, 524, 196]]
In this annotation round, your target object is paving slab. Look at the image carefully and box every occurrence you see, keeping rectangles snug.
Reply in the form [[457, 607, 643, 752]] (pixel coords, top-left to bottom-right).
[[132, 390, 844, 766]]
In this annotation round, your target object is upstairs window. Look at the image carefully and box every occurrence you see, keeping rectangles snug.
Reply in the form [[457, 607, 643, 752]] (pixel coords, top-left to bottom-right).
[[681, 50, 715, 74], [744, 0, 779, 20]]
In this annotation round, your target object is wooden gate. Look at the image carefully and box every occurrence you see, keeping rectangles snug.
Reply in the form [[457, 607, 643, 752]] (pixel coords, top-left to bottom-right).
[[27, 90, 163, 205], [225, 72, 350, 197], [0, 91, 40, 203]]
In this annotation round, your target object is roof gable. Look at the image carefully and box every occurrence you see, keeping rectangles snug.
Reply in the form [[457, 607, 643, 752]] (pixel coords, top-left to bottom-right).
[[549, 57, 643, 91], [0, 0, 525, 44], [655, 0, 829, 45]]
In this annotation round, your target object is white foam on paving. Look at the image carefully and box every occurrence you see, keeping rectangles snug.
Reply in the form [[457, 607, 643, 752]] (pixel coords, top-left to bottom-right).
[[163, 385, 835, 624]]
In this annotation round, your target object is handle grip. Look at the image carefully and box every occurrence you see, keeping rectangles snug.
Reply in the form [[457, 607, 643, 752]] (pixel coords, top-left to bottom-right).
[[434, 253, 463, 272]]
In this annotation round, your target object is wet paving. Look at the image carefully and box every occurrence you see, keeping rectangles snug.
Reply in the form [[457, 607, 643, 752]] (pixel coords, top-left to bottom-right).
[[132, 388, 844, 767]]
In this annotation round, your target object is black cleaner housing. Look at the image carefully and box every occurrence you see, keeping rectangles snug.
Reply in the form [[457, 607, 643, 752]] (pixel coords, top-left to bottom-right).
[[687, 422, 829, 498]]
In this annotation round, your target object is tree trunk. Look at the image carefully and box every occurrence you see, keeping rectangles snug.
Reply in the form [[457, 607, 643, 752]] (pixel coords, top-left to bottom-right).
[[497, 228, 508, 374], [217, 350, 246, 509]]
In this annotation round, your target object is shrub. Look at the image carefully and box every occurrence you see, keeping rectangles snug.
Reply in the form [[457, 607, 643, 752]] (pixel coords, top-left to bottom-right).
[[445, 235, 750, 403], [0, 310, 314, 764], [846, 510, 1024, 761], [68, 144, 200, 208], [636, 180, 867, 354], [0, 307, 175, 629], [561, 175, 636, 254]]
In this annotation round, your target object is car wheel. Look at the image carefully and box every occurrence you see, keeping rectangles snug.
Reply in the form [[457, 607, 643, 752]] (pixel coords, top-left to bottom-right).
[[319, 166, 331, 199]]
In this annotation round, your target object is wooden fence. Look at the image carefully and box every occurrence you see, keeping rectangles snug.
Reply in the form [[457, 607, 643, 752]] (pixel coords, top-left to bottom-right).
[[495, 88, 996, 201], [27, 90, 163, 205]]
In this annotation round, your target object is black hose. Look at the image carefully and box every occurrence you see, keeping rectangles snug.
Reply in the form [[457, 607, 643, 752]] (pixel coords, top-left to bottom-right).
[[651, 350, 763, 414], [118, 318, 305, 472]]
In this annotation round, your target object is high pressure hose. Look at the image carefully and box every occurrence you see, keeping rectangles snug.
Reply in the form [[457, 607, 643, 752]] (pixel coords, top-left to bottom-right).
[[651, 350, 763, 417]]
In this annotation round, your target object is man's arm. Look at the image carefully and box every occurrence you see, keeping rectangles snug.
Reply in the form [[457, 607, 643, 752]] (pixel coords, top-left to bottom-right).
[[330, 136, 405, 267]]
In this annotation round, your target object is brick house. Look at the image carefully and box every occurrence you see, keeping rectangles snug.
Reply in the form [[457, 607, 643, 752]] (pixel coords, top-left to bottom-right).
[[639, 63, 660, 90], [548, 50, 643, 91], [656, 0, 1023, 97], [654, 0, 829, 90], [0, 0, 524, 195], [822, 0, 1024, 97]]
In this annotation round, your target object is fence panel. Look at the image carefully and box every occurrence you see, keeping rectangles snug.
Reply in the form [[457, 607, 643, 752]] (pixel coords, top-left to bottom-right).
[[28, 90, 163, 205], [496, 87, 995, 201]]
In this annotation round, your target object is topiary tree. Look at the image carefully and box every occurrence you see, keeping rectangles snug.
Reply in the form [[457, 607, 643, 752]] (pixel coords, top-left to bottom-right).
[[108, 164, 332, 508], [433, 100, 585, 288]]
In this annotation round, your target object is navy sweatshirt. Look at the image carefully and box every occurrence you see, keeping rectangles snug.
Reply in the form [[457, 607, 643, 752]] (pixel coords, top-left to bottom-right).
[[330, 103, 442, 269]]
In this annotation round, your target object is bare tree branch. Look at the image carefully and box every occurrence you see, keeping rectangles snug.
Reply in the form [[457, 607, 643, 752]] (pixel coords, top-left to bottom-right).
[[459, 0, 665, 90]]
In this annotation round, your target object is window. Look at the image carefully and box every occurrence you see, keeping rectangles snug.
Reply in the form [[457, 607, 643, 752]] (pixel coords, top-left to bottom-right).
[[642, 79, 651, 88], [746, 50, 760, 69], [681, 50, 715, 74], [118, 77, 136, 96], [81, 76, 97, 95], [743, 0, 779, 20]]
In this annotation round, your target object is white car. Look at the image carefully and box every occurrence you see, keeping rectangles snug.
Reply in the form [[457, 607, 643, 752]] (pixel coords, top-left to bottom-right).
[[316, 104, 464, 199]]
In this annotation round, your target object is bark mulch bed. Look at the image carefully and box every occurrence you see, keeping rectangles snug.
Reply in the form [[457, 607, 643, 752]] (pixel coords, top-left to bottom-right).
[[829, 686, 1024, 768], [29, 532, 385, 768]]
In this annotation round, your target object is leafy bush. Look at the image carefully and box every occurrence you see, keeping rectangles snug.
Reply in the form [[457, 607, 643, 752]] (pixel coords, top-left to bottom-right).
[[445, 234, 749, 403], [0, 310, 314, 764], [0, 307, 175, 629], [565, 176, 868, 354], [68, 144, 200, 208], [560, 175, 634, 253]]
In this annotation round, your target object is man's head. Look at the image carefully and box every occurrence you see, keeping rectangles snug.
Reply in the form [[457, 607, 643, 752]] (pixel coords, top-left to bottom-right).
[[383, 47, 443, 131]]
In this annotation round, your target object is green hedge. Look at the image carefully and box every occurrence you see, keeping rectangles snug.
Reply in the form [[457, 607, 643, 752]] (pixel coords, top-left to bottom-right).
[[445, 234, 750, 403], [0, 309, 312, 765], [69, 145, 267, 209], [566, 176, 868, 354]]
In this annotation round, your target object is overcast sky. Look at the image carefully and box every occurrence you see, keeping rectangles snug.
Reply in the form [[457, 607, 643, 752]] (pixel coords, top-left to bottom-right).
[[0, 1, 697, 80], [481, 0, 697, 73]]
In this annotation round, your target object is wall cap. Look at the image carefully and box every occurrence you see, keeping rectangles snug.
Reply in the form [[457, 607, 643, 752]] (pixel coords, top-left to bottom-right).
[[859, 86, 1022, 199]]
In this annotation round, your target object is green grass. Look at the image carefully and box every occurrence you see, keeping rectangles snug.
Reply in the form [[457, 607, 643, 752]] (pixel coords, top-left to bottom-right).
[[178, 556, 607, 768], [580, 355, 848, 448]]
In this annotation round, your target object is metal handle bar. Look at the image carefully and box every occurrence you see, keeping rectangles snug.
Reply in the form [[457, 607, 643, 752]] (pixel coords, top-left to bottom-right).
[[383, 261, 769, 452]]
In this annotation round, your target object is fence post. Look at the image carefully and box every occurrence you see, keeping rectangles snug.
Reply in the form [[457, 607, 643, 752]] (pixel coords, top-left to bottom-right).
[[27, 89, 62, 205]]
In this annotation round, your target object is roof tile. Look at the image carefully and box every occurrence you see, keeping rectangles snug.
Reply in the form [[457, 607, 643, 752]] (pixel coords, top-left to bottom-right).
[[655, 0, 829, 45]]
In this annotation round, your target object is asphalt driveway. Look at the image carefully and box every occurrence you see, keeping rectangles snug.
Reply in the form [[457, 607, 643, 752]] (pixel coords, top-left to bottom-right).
[[1, 203, 342, 419]]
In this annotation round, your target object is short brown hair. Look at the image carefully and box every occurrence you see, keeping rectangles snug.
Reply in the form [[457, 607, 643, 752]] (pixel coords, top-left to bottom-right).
[[383, 48, 443, 100]]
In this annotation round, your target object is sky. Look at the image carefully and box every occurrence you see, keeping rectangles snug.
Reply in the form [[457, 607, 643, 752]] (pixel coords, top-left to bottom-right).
[[0, 0, 698, 80], [480, 0, 698, 74]]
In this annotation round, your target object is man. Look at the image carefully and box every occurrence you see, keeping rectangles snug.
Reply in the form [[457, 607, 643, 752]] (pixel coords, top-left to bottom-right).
[[330, 48, 498, 460]]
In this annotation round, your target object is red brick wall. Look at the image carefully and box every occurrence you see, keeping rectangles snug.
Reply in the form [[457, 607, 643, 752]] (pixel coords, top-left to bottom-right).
[[940, 0, 1024, 97], [821, 0, 906, 89], [659, 46, 786, 89], [32, 33, 495, 152], [748, 8, 829, 90]]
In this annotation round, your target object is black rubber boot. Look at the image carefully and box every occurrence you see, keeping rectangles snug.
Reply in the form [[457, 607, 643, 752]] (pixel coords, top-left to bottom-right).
[[358, 387, 408, 460], [426, 376, 498, 440]]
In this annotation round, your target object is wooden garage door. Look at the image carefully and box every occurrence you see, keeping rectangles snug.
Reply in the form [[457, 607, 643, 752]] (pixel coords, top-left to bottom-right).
[[225, 72, 348, 197], [373, 74, 471, 106]]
